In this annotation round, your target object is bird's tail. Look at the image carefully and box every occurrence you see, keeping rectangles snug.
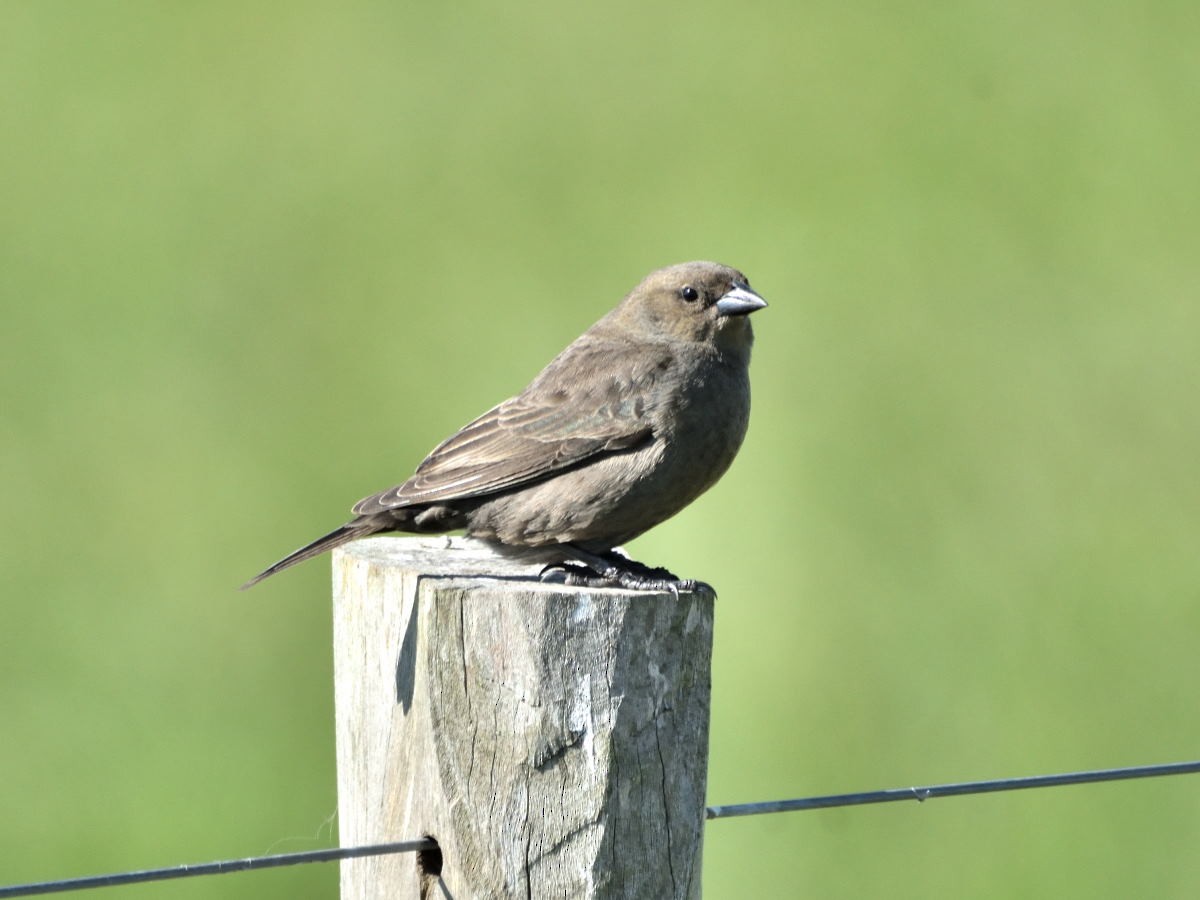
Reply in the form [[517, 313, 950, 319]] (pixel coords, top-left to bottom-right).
[[240, 521, 380, 590]]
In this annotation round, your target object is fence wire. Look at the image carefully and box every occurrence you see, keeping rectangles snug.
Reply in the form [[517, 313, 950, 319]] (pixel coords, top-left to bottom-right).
[[705, 759, 1200, 818], [1, 760, 1197, 897], [0, 840, 435, 898]]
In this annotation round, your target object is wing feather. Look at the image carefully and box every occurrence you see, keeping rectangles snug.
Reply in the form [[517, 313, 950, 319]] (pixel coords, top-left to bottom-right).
[[351, 341, 665, 515]]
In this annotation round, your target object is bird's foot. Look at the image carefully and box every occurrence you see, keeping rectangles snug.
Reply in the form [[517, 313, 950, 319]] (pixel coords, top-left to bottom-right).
[[539, 548, 713, 597]]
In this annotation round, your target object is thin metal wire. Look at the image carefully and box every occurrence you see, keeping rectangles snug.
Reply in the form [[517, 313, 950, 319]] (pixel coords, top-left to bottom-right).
[[705, 759, 1200, 819], [0, 839, 436, 898], [3, 760, 1198, 896]]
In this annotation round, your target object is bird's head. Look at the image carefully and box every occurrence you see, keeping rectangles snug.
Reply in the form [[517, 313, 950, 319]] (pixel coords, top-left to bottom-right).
[[616, 261, 767, 355]]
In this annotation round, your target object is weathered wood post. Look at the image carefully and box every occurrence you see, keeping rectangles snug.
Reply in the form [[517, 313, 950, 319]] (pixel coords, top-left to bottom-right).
[[332, 536, 714, 899]]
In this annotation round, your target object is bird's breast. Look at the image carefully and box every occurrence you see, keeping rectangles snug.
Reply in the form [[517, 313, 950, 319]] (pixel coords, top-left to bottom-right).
[[466, 350, 751, 549]]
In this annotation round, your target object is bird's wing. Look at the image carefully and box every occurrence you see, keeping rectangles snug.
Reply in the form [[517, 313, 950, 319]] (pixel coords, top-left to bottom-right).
[[351, 342, 660, 514]]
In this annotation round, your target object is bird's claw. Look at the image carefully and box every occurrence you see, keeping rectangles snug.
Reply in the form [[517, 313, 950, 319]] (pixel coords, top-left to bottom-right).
[[539, 560, 713, 597]]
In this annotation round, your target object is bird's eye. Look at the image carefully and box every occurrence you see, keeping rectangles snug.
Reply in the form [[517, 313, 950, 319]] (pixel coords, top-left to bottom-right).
[[680, 286, 699, 302]]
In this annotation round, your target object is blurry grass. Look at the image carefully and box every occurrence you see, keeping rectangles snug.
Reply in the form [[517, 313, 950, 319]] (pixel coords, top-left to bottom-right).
[[2, 2, 1199, 898]]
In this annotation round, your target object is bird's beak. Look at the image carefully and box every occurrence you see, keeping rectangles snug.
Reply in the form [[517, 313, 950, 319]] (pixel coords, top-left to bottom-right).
[[715, 285, 768, 317]]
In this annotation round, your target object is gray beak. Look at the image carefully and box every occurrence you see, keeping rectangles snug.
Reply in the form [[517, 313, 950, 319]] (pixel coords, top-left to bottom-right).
[[715, 284, 768, 317]]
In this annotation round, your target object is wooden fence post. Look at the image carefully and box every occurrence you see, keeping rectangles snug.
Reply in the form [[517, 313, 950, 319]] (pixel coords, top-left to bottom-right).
[[331, 536, 714, 899]]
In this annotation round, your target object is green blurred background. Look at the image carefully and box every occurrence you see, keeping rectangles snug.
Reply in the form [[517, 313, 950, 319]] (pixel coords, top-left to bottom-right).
[[3, 2, 1198, 897]]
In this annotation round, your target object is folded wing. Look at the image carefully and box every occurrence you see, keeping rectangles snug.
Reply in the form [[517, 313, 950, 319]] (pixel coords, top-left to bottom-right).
[[352, 342, 660, 515]]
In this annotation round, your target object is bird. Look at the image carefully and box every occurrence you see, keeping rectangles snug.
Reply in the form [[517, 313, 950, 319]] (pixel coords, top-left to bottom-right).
[[242, 261, 766, 592]]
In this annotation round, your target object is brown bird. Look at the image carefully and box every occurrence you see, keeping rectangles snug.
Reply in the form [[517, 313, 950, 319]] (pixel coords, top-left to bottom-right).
[[242, 261, 766, 592]]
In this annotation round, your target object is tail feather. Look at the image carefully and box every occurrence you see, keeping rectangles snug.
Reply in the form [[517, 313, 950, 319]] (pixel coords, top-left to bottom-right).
[[240, 521, 379, 590]]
